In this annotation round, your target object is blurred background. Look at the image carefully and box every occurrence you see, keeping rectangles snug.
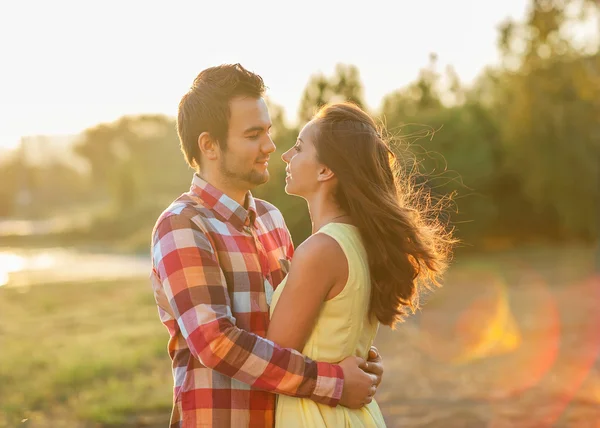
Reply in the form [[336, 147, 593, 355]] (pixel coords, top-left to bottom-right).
[[0, 0, 599, 426]]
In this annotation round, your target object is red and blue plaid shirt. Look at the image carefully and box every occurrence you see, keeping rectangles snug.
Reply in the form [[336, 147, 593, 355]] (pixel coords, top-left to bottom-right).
[[151, 175, 344, 427]]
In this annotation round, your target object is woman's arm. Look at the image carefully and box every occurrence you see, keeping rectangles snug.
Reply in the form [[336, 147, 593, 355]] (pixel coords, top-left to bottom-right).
[[267, 233, 348, 352]]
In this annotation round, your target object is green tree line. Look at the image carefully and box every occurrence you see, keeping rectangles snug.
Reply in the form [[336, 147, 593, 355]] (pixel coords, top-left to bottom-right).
[[1, 0, 597, 250]]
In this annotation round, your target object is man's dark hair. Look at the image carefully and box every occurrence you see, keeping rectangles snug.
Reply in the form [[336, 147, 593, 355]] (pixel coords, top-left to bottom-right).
[[177, 63, 266, 169]]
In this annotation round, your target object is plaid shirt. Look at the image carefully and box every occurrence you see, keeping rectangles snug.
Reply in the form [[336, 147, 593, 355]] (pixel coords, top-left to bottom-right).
[[151, 175, 344, 427]]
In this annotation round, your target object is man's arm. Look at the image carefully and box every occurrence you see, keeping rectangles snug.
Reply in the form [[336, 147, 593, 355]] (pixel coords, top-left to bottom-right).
[[152, 213, 342, 405]]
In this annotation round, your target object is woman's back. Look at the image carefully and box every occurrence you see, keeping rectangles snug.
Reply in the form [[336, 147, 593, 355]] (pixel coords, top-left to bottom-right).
[[270, 222, 385, 427]]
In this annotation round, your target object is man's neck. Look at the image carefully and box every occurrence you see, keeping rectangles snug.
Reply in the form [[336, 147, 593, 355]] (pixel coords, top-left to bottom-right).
[[197, 172, 248, 207]]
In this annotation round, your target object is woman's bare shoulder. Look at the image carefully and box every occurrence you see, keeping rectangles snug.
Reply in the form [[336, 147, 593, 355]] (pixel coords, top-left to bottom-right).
[[291, 232, 346, 278]]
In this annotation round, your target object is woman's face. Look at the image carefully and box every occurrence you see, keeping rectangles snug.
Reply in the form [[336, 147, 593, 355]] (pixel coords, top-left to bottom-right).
[[281, 120, 323, 198]]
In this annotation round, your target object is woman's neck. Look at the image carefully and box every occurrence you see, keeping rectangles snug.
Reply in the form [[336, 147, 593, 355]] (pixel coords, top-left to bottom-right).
[[307, 193, 350, 234]]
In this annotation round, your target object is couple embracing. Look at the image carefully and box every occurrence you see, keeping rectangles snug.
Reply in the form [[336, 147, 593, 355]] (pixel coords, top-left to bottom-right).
[[150, 64, 453, 427]]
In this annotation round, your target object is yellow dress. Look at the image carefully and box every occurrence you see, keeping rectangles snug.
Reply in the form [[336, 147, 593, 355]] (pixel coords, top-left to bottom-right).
[[270, 223, 387, 427]]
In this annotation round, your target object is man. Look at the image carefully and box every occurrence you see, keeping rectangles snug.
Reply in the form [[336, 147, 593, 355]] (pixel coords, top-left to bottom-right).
[[151, 63, 383, 427]]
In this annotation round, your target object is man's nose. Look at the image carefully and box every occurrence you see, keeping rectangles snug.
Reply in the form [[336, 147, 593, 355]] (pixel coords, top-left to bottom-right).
[[262, 136, 276, 154]]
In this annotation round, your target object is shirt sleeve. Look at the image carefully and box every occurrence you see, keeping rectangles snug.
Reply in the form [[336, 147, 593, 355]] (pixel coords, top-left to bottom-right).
[[281, 217, 295, 262], [152, 212, 344, 405], [270, 206, 294, 262]]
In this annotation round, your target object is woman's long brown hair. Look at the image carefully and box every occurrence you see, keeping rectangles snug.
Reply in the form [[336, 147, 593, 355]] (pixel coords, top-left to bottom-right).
[[313, 102, 456, 328]]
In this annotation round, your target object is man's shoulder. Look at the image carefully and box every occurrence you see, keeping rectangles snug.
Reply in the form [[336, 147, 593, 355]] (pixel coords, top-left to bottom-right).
[[254, 198, 286, 227], [152, 193, 214, 237], [254, 198, 282, 216]]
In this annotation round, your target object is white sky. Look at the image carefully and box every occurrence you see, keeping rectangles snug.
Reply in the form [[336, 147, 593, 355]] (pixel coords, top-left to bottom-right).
[[0, 0, 546, 150]]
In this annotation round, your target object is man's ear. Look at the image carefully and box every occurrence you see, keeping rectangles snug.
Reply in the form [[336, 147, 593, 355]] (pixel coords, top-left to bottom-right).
[[198, 132, 219, 161], [317, 165, 335, 182]]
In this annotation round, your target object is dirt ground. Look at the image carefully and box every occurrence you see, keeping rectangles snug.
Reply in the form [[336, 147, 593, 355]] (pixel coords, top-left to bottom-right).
[[373, 246, 600, 427]]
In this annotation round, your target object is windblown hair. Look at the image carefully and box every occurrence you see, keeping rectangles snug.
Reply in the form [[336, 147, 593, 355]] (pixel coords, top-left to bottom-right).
[[312, 102, 456, 328], [177, 63, 266, 170]]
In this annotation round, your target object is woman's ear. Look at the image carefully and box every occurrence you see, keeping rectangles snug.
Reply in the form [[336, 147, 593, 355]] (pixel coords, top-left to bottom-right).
[[198, 132, 219, 161], [317, 165, 336, 182]]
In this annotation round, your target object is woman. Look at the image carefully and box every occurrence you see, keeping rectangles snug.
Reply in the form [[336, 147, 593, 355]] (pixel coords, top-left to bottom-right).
[[266, 102, 454, 427]]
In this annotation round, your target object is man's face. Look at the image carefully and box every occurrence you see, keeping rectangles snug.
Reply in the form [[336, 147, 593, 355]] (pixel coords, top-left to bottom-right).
[[218, 96, 275, 191]]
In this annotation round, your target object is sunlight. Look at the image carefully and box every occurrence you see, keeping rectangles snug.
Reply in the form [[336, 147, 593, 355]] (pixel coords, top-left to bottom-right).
[[0, 0, 534, 142], [0, 252, 26, 286], [0, 135, 21, 151], [0, 248, 150, 288]]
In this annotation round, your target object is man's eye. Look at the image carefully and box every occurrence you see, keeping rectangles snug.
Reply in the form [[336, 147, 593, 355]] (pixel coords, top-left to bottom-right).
[[248, 133, 260, 140]]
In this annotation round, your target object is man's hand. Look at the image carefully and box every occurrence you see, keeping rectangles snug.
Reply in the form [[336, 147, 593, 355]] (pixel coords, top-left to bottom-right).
[[361, 346, 383, 388], [338, 356, 378, 409]]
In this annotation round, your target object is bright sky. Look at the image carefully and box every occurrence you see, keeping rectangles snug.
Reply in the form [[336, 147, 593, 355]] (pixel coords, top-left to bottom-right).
[[0, 0, 534, 150]]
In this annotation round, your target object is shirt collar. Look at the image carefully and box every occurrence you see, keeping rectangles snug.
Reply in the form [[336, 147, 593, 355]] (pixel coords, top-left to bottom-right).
[[190, 174, 257, 230]]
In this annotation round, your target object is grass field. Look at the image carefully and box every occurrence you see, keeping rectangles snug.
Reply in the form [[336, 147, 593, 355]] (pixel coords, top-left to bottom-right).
[[1, 244, 599, 427], [0, 279, 172, 427]]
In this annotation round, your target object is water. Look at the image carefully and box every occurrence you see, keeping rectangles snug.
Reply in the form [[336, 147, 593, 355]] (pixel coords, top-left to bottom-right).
[[0, 248, 150, 287]]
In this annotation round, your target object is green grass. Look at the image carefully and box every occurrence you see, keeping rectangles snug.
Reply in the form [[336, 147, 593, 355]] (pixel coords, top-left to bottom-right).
[[0, 279, 173, 428]]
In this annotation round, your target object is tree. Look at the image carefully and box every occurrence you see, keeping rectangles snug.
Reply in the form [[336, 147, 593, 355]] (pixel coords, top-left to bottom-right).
[[297, 64, 366, 123], [379, 54, 502, 242], [74, 114, 190, 210], [493, 0, 600, 239]]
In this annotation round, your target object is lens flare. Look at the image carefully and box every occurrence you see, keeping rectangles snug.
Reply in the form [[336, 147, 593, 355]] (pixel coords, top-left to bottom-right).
[[417, 258, 600, 425], [452, 276, 521, 364]]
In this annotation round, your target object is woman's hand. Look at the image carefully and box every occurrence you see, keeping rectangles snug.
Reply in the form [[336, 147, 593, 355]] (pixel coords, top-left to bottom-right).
[[360, 346, 383, 388]]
